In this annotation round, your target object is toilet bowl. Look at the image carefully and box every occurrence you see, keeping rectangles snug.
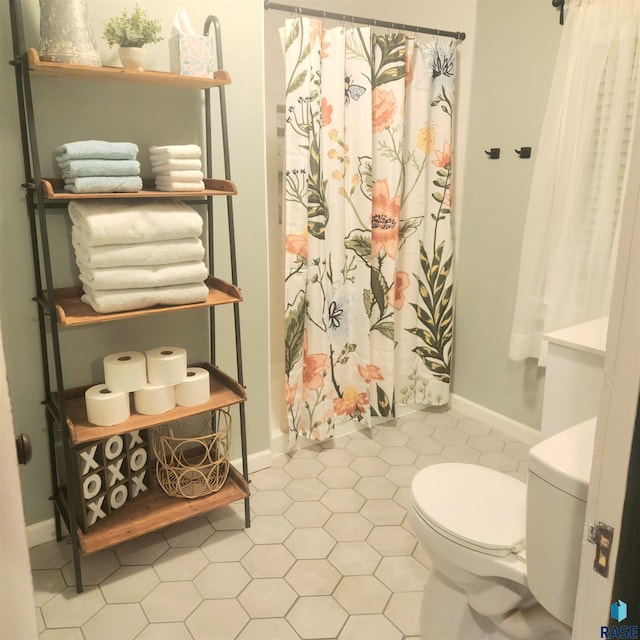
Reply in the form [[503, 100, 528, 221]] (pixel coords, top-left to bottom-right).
[[409, 418, 596, 640]]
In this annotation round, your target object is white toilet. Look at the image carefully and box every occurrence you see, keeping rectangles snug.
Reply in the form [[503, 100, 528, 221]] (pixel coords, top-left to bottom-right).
[[408, 418, 596, 640]]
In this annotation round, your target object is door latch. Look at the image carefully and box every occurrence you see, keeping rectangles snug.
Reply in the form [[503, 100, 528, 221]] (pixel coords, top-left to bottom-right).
[[588, 522, 614, 577]]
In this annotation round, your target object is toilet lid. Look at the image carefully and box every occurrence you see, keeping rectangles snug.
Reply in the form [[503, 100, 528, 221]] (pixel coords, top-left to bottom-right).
[[411, 463, 526, 557]]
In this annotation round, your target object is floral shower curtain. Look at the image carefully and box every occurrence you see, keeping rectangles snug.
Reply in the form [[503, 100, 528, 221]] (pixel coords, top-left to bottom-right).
[[284, 18, 456, 442]]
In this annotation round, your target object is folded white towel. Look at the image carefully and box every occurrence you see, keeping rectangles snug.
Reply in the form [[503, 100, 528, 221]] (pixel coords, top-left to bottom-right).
[[149, 144, 202, 159], [150, 158, 202, 171], [155, 180, 205, 192], [81, 282, 209, 313], [68, 199, 203, 247], [152, 170, 204, 181], [57, 140, 138, 161], [71, 230, 205, 268], [79, 261, 208, 291]]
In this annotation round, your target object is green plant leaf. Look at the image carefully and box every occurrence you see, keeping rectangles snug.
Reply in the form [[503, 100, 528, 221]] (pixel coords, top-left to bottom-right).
[[399, 216, 422, 245], [345, 232, 371, 262], [372, 34, 406, 88], [373, 321, 395, 341], [371, 268, 387, 316], [288, 70, 308, 95], [363, 289, 375, 316], [406, 240, 453, 383], [284, 294, 306, 377], [285, 20, 300, 50], [375, 383, 393, 417], [358, 156, 373, 200]]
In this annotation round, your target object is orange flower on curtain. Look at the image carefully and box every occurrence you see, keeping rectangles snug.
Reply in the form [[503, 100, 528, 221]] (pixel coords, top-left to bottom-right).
[[371, 179, 401, 259]]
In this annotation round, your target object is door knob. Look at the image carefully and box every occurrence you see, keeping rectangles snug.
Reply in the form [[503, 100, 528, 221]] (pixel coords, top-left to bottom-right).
[[15, 433, 32, 465]]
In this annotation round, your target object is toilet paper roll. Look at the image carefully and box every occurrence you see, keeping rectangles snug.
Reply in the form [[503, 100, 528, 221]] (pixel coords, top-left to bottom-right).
[[82, 473, 102, 500], [134, 383, 176, 415], [85, 384, 130, 427], [103, 351, 147, 393], [145, 347, 188, 386], [175, 367, 211, 407], [109, 484, 128, 510], [129, 447, 148, 472]]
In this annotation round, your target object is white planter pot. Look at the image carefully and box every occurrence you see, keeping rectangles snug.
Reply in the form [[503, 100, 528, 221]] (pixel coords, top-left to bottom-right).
[[118, 47, 146, 72]]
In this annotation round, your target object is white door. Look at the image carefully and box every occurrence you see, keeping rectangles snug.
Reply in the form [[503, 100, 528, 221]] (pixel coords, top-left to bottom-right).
[[0, 320, 38, 639], [572, 113, 640, 637]]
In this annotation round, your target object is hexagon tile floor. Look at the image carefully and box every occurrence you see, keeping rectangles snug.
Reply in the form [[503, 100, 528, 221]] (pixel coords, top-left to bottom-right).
[[31, 408, 530, 640]]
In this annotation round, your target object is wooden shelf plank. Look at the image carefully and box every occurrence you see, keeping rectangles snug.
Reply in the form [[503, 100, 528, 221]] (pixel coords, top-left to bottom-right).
[[52, 362, 246, 445], [27, 49, 231, 89], [76, 465, 249, 554], [41, 178, 237, 201], [47, 276, 242, 327]]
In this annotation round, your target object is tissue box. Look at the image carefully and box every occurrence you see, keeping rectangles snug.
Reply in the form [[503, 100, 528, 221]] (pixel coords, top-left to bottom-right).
[[169, 33, 214, 78]]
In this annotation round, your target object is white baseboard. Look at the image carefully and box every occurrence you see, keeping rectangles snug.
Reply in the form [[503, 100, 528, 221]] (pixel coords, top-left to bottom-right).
[[27, 448, 273, 549], [449, 393, 543, 446], [26, 518, 67, 549]]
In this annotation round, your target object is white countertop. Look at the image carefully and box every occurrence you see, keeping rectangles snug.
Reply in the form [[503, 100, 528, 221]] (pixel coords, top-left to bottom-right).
[[544, 317, 608, 356]]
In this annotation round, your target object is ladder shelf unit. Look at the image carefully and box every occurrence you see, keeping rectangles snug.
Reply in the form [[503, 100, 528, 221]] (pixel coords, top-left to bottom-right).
[[9, 1, 250, 592]]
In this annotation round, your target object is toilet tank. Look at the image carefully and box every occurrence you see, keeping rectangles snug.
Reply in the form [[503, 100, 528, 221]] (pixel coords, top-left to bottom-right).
[[525, 418, 596, 627]]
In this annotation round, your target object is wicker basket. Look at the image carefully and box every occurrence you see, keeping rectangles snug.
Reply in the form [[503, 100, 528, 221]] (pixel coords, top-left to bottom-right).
[[151, 410, 231, 499]]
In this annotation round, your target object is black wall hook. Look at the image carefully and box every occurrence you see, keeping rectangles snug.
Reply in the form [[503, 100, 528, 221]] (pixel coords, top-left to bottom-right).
[[552, 0, 565, 25], [484, 148, 500, 160], [515, 147, 531, 159]]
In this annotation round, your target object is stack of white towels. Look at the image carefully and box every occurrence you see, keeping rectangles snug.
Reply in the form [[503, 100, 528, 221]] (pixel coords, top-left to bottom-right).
[[150, 144, 205, 192], [57, 140, 142, 194], [68, 199, 209, 314]]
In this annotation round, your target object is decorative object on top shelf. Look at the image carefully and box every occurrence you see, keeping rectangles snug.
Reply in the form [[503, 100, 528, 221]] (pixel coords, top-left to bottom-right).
[[168, 8, 214, 79], [75, 429, 151, 531], [38, 0, 101, 67], [102, 4, 163, 72], [152, 410, 231, 499]]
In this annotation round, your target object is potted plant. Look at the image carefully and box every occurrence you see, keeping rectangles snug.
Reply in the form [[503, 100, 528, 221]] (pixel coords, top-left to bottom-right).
[[103, 4, 162, 72]]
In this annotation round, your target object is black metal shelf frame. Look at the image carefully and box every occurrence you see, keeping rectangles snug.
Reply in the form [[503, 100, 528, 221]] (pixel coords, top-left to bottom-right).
[[8, 1, 250, 592]]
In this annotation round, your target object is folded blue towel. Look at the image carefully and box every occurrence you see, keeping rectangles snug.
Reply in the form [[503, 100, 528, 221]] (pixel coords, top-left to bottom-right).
[[56, 140, 138, 161], [61, 159, 141, 179], [64, 176, 143, 194]]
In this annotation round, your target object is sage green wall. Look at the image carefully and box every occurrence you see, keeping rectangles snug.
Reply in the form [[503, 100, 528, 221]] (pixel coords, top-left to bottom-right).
[[0, 0, 269, 526], [452, 0, 562, 427]]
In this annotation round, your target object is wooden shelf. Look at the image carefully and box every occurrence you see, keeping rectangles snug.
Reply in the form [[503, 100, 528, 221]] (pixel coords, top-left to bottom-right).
[[74, 465, 249, 554], [26, 49, 231, 89], [46, 276, 242, 327], [53, 362, 246, 445], [41, 178, 237, 200]]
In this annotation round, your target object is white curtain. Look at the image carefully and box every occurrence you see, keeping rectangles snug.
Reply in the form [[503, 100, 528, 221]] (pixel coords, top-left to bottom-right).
[[283, 18, 457, 442], [509, 0, 640, 364]]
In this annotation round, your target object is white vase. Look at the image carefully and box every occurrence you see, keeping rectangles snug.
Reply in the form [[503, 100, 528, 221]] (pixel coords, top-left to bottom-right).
[[118, 47, 146, 72]]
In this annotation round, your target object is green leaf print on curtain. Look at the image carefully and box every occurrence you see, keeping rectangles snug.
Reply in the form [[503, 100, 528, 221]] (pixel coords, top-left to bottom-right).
[[283, 19, 457, 443]]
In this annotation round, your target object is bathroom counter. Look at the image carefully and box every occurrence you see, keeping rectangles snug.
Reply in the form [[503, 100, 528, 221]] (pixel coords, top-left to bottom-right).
[[544, 317, 608, 357]]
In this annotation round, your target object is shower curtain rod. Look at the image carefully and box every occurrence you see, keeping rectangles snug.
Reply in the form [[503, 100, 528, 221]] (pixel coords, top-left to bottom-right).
[[264, 0, 466, 41]]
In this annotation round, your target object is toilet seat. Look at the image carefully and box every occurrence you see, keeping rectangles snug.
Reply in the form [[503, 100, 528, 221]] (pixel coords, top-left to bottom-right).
[[411, 463, 526, 557]]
